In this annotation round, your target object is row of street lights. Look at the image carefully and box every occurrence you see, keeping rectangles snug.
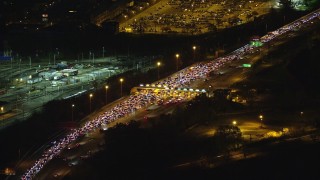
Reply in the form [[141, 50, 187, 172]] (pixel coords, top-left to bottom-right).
[[175, 45, 198, 71], [231, 114, 264, 127], [81, 48, 194, 116], [83, 59, 163, 117], [232, 112, 306, 129], [88, 78, 124, 115], [72, 46, 198, 119]]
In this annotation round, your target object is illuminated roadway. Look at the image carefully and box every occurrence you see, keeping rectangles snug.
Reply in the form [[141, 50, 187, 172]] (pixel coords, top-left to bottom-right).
[[17, 8, 320, 180]]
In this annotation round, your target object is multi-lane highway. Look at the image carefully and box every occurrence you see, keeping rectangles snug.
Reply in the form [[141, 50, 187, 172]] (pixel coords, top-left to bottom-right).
[[19, 8, 320, 180]]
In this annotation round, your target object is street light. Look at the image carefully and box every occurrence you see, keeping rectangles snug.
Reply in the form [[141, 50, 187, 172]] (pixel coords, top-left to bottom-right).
[[232, 120, 237, 126], [192, 46, 196, 62], [175, 53, 180, 71], [29, 56, 32, 69], [71, 104, 75, 121], [89, 93, 93, 113], [102, 46, 105, 58], [300, 111, 304, 121], [53, 53, 56, 65], [105, 85, 109, 104], [93, 52, 95, 65], [120, 78, 124, 97], [157, 61, 161, 80], [259, 115, 263, 128], [0, 106, 4, 127]]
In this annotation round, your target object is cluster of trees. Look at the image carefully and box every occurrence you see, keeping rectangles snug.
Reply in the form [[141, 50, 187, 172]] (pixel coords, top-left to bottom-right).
[[214, 125, 243, 153]]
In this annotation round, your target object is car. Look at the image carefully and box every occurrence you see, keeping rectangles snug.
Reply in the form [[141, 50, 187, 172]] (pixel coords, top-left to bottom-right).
[[68, 160, 79, 166], [53, 173, 60, 178], [80, 155, 90, 160], [67, 143, 80, 150]]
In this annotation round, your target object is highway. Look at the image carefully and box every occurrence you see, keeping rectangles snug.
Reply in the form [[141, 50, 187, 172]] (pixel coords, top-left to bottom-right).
[[16, 8, 320, 180]]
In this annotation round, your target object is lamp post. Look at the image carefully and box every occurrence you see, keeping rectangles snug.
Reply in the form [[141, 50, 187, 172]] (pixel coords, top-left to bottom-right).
[[89, 93, 93, 113], [157, 62, 161, 80], [102, 46, 105, 58], [71, 104, 75, 121], [232, 120, 237, 126], [1, 106, 4, 126], [19, 59, 21, 73], [93, 53, 95, 65], [53, 53, 56, 65], [259, 115, 263, 128], [120, 78, 124, 97], [192, 46, 196, 62], [105, 85, 109, 104], [29, 57, 32, 69], [265, 23, 268, 33], [175, 53, 180, 71]]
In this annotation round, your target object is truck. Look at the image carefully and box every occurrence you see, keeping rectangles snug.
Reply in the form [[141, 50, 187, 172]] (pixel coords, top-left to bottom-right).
[[27, 77, 43, 84], [61, 69, 78, 76], [51, 80, 67, 86], [53, 73, 64, 80]]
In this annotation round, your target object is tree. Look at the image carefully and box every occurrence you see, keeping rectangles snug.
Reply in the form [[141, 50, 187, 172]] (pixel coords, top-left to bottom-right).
[[214, 125, 243, 152], [279, 0, 295, 13], [207, 23, 217, 32]]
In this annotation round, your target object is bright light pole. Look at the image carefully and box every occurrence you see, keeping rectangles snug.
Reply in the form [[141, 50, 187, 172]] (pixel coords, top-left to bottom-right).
[[0, 107, 4, 126], [232, 120, 237, 126], [17, 58, 21, 72], [89, 93, 93, 113], [105, 85, 109, 104], [71, 104, 75, 121], [157, 61, 161, 80], [192, 46, 196, 62], [102, 46, 105, 58], [259, 115, 263, 128], [265, 23, 268, 33], [53, 53, 56, 65], [29, 57, 32, 69], [120, 78, 124, 97], [93, 53, 95, 65], [175, 53, 180, 71]]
